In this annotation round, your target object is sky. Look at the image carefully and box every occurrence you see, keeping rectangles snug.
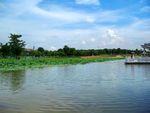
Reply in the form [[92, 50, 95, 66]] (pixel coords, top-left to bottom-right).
[[0, 0, 150, 50]]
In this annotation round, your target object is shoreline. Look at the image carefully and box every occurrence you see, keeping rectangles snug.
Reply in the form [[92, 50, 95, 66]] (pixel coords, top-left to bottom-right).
[[0, 57, 124, 72]]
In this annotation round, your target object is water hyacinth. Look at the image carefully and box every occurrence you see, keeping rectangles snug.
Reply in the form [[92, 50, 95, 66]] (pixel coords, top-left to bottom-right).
[[0, 57, 123, 71]]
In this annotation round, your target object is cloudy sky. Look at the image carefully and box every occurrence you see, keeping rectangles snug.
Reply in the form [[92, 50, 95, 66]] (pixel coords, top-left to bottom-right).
[[0, 0, 150, 50]]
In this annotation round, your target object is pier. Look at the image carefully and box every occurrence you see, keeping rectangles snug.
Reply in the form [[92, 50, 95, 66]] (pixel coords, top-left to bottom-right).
[[125, 57, 150, 64], [125, 43, 150, 64]]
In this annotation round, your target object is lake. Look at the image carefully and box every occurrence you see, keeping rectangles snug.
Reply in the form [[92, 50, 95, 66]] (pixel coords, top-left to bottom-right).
[[0, 60, 150, 113]]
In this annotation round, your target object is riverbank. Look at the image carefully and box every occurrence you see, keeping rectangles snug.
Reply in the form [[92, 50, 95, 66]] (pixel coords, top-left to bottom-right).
[[0, 57, 124, 71]]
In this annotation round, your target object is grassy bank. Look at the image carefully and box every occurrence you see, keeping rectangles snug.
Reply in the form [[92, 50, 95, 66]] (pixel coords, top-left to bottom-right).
[[0, 57, 124, 71]]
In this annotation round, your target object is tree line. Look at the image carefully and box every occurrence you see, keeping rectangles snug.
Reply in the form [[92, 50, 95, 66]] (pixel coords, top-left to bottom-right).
[[0, 34, 142, 58]]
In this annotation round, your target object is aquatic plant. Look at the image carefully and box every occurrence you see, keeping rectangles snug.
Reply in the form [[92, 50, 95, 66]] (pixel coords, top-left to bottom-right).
[[0, 57, 123, 71]]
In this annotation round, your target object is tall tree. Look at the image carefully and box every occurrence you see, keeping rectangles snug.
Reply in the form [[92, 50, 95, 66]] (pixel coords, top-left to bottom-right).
[[63, 45, 70, 56], [8, 34, 25, 58], [0, 43, 11, 57], [38, 47, 44, 53]]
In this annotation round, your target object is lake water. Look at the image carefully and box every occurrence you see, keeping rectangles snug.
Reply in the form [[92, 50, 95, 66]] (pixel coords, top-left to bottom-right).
[[0, 60, 150, 113]]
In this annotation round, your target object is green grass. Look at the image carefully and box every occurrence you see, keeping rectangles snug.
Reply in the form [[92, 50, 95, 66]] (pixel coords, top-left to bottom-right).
[[0, 57, 124, 71]]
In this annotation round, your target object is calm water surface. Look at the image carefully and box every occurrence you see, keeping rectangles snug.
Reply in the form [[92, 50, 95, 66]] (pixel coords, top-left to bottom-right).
[[0, 60, 150, 113]]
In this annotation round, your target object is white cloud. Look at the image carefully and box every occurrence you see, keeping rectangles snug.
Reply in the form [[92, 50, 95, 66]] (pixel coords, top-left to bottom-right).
[[130, 18, 150, 30], [0, 0, 150, 50], [140, 6, 150, 12], [76, 0, 100, 5], [101, 29, 123, 47], [118, 18, 150, 47], [0, 19, 149, 49], [86, 17, 95, 23], [94, 10, 124, 23], [101, 34, 107, 38], [1, 0, 124, 24], [32, 7, 93, 23], [9, 0, 96, 23], [90, 38, 96, 42], [31, 5, 122, 23], [82, 40, 86, 45], [50, 46, 56, 51], [0, 12, 150, 49]]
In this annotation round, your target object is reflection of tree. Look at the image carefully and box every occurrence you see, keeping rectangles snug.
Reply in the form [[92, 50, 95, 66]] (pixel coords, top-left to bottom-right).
[[10, 71, 26, 91], [0, 71, 26, 91]]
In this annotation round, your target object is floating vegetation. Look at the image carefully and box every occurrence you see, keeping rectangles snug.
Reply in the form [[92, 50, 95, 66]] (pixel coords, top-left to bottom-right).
[[0, 57, 123, 71]]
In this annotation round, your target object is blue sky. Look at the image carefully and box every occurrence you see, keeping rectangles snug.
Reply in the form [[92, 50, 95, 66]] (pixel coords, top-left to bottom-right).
[[0, 0, 150, 50]]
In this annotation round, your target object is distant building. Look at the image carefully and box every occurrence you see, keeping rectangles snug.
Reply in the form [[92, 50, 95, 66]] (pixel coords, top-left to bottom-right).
[[24, 48, 37, 56]]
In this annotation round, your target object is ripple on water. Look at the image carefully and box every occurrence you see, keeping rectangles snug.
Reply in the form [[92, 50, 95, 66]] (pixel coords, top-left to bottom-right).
[[0, 60, 150, 113]]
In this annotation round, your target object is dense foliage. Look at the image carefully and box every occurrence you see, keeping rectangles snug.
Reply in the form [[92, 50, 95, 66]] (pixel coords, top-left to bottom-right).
[[0, 57, 123, 71], [9, 34, 25, 58], [27, 46, 142, 57], [0, 34, 25, 58], [0, 34, 142, 58]]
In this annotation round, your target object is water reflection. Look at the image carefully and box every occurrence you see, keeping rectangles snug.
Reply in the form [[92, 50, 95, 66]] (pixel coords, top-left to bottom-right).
[[125, 64, 150, 80], [0, 70, 25, 91], [0, 60, 150, 113]]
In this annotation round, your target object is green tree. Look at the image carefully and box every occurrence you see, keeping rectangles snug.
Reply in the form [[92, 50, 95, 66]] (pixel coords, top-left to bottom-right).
[[63, 45, 70, 56], [63, 45, 76, 56], [116, 48, 121, 54], [38, 47, 44, 53], [0, 43, 11, 58], [8, 34, 25, 58], [57, 51, 66, 57], [29, 50, 36, 57], [44, 50, 49, 56], [69, 48, 76, 56], [35, 51, 42, 57]]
